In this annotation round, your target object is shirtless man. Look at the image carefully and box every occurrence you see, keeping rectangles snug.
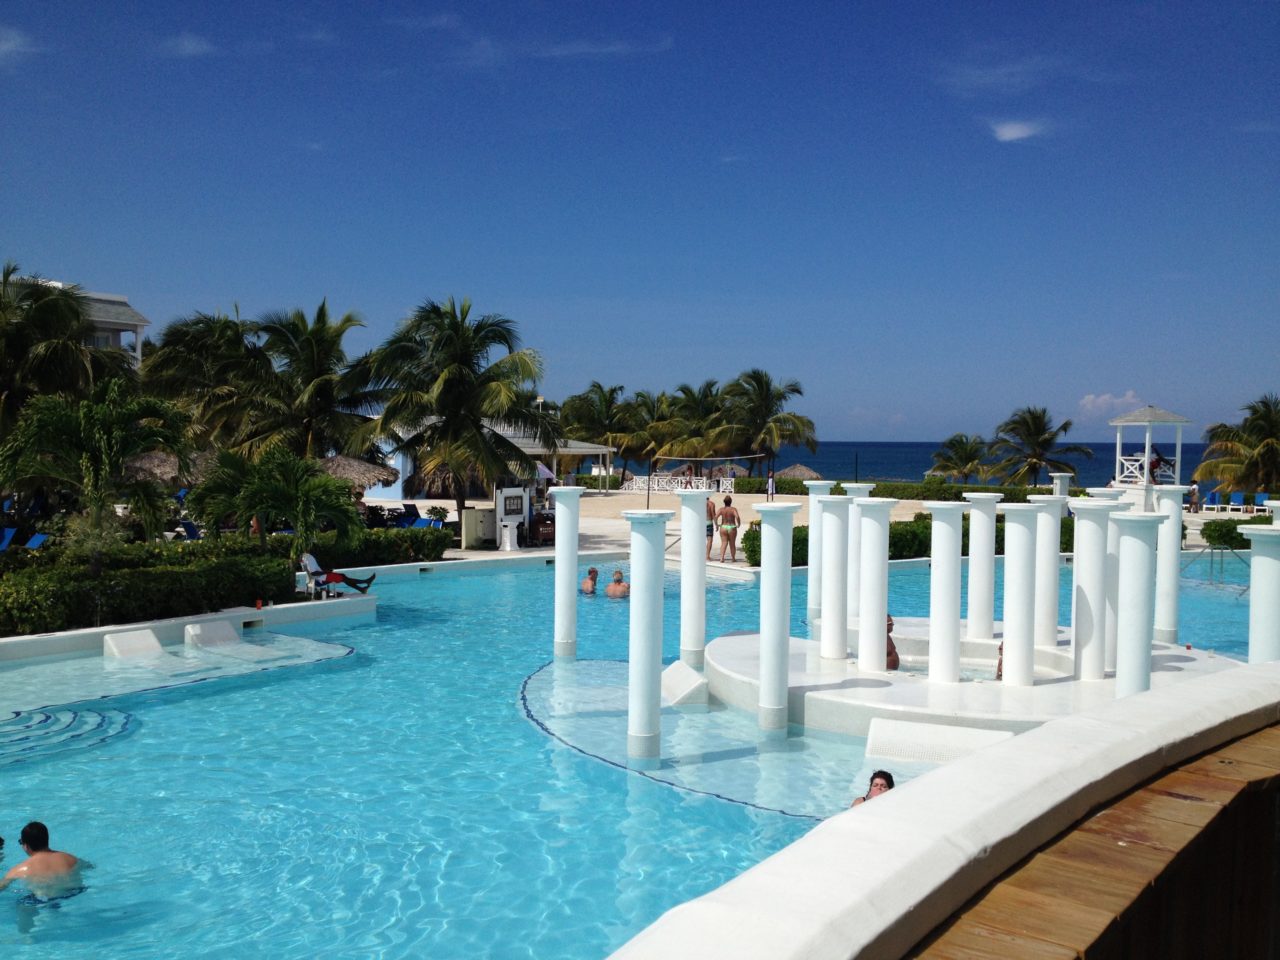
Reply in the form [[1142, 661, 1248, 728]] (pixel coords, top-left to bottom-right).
[[605, 569, 630, 599], [705, 497, 717, 560], [0, 822, 81, 894], [581, 567, 599, 594]]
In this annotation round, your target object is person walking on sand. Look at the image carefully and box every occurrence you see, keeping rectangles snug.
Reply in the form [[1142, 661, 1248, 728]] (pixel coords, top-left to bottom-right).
[[716, 495, 742, 562]]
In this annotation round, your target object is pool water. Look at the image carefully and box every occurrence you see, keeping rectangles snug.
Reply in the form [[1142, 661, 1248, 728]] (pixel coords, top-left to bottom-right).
[[0, 551, 1252, 957]]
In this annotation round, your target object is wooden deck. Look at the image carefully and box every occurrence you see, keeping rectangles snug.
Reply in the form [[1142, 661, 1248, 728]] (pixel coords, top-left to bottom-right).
[[909, 724, 1280, 959]]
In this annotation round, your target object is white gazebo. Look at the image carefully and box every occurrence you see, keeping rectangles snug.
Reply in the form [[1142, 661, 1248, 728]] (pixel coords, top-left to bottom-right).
[[1109, 405, 1192, 490]]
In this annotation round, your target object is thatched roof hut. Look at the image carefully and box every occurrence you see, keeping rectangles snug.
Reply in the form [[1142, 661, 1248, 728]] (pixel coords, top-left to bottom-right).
[[777, 463, 822, 480], [318, 455, 400, 489]]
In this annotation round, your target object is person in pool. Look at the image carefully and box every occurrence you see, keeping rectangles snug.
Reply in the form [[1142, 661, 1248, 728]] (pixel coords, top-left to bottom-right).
[[581, 567, 599, 594], [605, 569, 630, 599], [851, 770, 895, 807], [716, 495, 742, 562], [0, 822, 82, 895]]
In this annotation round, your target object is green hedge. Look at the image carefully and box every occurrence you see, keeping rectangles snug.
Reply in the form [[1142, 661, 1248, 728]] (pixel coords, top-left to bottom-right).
[[1201, 515, 1271, 549], [741, 524, 808, 567], [572, 474, 622, 490]]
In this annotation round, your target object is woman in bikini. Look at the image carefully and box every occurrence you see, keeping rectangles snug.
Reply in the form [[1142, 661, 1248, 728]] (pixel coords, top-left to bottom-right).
[[716, 495, 742, 562]]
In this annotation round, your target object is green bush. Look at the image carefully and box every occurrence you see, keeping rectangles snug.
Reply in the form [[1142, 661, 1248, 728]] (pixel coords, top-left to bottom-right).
[[1201, 516, 1270, 549], [741, 524, 808, 567], [572, 474, 622, 490]]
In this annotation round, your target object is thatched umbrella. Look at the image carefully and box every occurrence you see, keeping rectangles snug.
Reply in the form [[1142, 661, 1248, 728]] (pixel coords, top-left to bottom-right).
[[777, 463, 822, 480], [318, 455, 400, 489]]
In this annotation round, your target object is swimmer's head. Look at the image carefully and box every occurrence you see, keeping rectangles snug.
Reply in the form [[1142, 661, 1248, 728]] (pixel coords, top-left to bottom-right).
[[20, 822, 50, 852], [612, 570, 624, 583]]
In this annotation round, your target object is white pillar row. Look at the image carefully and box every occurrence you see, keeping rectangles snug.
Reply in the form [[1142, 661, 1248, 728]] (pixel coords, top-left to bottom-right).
[[855, 498, 897, 671], [1050, 473, 1073, 498], [819, 496, 851, 662], [675, 490, 712, 669], [551, 486, 585, 659], [962, 493, 1003, 641], [1027, 495, 1067, 649], [622, 509, 674, 762], [757, 503, 802, 729], [1151, 486, 1188, 645], [1242, 528, 1280, 664], [924, 501, 969, 682], [803, 481, 835, 623], [842, 482, 875, 650], [1113, 513, 1162, 698], [998, 503, 1042, 687], [1069, 500, 1124, 681], [1266, 502, 1280, 526], [1087, 488, 1130, 673]]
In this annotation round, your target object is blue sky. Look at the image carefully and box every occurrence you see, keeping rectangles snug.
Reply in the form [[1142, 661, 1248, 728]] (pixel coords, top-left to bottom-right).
[[3, 2, 1276, 440]]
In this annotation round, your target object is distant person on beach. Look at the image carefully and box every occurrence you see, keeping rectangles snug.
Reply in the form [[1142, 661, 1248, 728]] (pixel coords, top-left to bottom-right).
[[706, 497, 717, 560], [851, 770, 895, 807], [886, 615, 900, 671], [0, 822, 82, 895], [1189, 481, 1200, 513], [605, 569, 630, 599], [766, 470, 776, 502], [300, 553, 377, 594], [581, 567, 599, 594], [716, 495, 742, 562]]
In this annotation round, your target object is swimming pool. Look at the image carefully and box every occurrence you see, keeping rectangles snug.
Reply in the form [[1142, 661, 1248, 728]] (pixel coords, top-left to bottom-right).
[[0, 550, 1252, 956]]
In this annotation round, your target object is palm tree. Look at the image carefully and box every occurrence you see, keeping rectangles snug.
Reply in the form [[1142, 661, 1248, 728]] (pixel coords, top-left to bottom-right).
[[662, 380, 729, 471], [0, 261, 134, 438], [1194, 393, 1280, 494], [0, 378, 188, 537], [718, 368, 817, 475], [610, 390, 678, 482], [363, 297, 557, 520], [561, 380, 630, 479], [930, 433, 989, 483], [989, 407, 1092, 486]]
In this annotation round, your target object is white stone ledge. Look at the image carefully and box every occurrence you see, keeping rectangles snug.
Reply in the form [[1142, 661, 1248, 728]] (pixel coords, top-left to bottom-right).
[[610, 661, 1280, 960]]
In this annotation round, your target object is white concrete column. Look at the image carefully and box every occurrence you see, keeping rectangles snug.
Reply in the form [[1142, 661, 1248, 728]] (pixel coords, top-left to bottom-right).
[[622, 509, 674, 761], [1266, 501, 1280, 526], [1050, 473, 1073, 498], [963, 493, 1003, 641], [819, 497, 850, 662], [998, 503, 1041, 686], [1087, 489, 1130, 672], [1152, 486, 1188, 645], [842, 483, 875, 649], [803, 481, 835, 622], [757, 503, 802, 729], [551, 486, 585, 659], [675, 490, 712, 669], [1242, 528, 1280, 664], [1028, 495, 1067, 649], [855, 498, 897, 671], [924, 501, 969, 682], [1085, 488, 1125, 501], [1113, 513, 1162, 698], [1069, 500, 1124, 680]]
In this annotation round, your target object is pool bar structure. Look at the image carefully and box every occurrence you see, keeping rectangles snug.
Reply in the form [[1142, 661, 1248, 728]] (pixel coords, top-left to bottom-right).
[[548, 484, 1280, 958]]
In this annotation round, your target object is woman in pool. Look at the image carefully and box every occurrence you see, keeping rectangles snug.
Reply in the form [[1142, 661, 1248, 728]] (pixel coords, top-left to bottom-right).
[[716, 495, 742, 562], [851, 770, 895, 806]]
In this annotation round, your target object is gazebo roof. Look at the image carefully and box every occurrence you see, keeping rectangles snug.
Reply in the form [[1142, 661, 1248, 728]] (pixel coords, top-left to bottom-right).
[[1108, 405, 1191, 426]]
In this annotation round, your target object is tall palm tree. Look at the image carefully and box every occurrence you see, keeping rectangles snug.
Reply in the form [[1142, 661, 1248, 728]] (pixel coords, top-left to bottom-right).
[[0, 378, 188, 537], [1194, 393, 1280, 494], [364, 297, 557, 519], [662, 379, 729, 471], [989, 406, 1092, 486], [610, 390, 678, 482], [930, 433, 989, 483], [0, 261, 134, 438], [717, 368, 817, 475], [561, 380, 630, 479]]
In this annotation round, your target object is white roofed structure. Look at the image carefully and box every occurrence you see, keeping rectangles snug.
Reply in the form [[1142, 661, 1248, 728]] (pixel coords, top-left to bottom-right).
[[1109, 404, 1192, 496]]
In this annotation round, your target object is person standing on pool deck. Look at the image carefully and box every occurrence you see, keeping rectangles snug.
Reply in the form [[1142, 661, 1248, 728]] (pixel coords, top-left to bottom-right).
[[706, 496, 717, 560], [766, 469, 776, 502], [0, 822, 81, 893], [716, 495, 742, 562]]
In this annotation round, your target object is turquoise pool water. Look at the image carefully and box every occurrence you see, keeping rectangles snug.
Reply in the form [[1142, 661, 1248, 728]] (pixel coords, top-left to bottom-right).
[[0, 550, 1252, 956]]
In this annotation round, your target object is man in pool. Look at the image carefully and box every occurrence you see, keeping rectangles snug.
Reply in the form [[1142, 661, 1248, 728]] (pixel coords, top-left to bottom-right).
[[300, 552, 376, 594], [581, 567, 599, 594], [605, 569, 630, 599], [0, 822, 81, 894]]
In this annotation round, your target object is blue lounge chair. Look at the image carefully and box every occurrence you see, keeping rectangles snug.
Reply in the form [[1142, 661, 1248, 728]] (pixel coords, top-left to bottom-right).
[[2, 498, 11, 514], [0, 527, 16, 552], [179, 520, 203, 540], [1202, 491, 1221, 513], [21, 532, 47, 550], [395, 504, 423, 528], [411, 517, 431, 528], [173, 487, 188, 504], [1227, 492, 1247, 514], [1254, 492, 1269, 514], [429, 518, 445, 529]]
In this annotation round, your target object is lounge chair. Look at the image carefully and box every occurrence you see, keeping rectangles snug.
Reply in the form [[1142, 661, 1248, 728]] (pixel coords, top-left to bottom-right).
[[395, 503, 423, 528], [0, 527, 16, 552], [1202, 491, 1221, 513], [1227, 492, 1247, 514], [20, 532, 47, 550], [179, 520, 203, 540], [1254, 492, 1269, 515], [299, 559, 337, 599]]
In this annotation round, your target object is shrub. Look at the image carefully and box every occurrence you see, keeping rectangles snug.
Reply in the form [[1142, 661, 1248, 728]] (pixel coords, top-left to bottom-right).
[[573, 474, 621, 491], [741, 524, 808, 567], [1201, 516, 1270, 550]]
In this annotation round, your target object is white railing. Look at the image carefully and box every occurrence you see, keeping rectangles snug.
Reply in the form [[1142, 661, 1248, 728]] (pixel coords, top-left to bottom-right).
[[620, 475, 735, 494], [1117, 455, 1176, 486]]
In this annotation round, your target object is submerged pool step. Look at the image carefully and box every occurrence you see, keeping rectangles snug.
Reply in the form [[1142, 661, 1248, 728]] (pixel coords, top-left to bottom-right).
[[0, 707, 134, 768]]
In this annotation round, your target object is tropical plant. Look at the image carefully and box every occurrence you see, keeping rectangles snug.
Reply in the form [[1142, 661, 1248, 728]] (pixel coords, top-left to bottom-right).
[[1194, 393, 1280, 494], [930, 433, 989, 483], [0, 261, 135, 438], [988, 407, 1091, 486], [717, 368, 817, 475], [361, 297, 558, 519], [610, 390, 679, 481], [659, 379, 729, 470], [0, 378, 187, 538], [561, 380, 629, 475]]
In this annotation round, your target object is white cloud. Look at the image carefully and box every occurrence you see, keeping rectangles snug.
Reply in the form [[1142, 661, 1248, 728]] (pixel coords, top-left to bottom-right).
[[989, 120, 1047, 142], [1079, 390, 1143, 419], [943, 56, 1059, 98], [530, 36, 673, 59], [0, 25, 38, 65], [159, 32, 218, 58]]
